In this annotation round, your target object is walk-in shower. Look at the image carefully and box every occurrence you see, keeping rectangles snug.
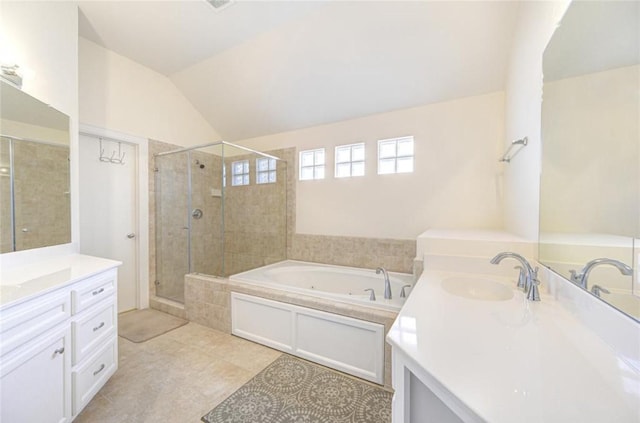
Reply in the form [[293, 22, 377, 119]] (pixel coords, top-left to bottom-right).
[[154, 141, 288, 303]]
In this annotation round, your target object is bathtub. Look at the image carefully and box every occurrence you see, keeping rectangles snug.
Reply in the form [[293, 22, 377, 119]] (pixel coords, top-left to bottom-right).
[[227, 260, 414, 385], [230, 260, 414, 311]]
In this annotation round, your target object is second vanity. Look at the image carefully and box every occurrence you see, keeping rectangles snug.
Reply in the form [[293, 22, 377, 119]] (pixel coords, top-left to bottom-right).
[[0, 254, 121, 423], [387, 266, 640, 422]]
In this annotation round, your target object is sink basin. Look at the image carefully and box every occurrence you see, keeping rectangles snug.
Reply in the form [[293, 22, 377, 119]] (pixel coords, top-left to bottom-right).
[[441, 276, 514, 301]]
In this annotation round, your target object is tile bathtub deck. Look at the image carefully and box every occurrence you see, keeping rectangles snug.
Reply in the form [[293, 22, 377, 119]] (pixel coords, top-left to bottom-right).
[[75, 322, 283, 423]]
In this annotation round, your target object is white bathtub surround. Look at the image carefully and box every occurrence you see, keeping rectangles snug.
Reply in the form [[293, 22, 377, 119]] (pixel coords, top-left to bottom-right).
[[232, 292, 385, 384], [387, 269, 640, 422], [185, 261, 406, 387]]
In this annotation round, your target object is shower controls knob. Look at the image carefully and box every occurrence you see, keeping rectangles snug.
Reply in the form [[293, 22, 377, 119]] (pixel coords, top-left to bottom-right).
[[192, 209, 203, 219], [127, 233, 136, 239]]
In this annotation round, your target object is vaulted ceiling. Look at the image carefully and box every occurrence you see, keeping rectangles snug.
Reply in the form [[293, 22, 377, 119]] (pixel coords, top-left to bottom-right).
[[79, 1, 519, 141]]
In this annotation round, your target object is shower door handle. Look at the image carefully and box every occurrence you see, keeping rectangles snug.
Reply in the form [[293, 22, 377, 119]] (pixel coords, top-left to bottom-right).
[[127, 233, 136, 239]]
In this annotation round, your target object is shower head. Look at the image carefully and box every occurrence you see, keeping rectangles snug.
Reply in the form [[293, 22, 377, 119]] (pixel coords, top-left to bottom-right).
[[194, 159, 205, 169]]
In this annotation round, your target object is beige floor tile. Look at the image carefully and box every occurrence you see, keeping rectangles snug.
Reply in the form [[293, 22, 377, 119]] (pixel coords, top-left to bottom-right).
[[75, 317, 282, 423], [207, 334, 282, 372]]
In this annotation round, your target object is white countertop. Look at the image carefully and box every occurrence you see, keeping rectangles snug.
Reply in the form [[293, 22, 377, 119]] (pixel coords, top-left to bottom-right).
[[386, 270, 640, 422], [0, 254, 121, 308]]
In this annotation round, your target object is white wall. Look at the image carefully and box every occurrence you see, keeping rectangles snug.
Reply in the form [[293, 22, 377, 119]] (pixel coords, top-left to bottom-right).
[[240, 92, 505, 240], [0, 1, 79, 265], [79, 37, 220, 146], [503, 0, 571, 241]]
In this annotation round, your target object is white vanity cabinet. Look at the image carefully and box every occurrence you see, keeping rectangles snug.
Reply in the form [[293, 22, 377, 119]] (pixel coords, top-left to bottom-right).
[[0, 259, 119, 423]]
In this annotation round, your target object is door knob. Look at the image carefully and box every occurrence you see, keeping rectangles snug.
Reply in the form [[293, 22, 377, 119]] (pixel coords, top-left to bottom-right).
[[127, 233, 136, 239]]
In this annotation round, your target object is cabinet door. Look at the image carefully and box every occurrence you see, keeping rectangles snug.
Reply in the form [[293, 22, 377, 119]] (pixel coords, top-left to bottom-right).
[[0, 325, 71, 423]]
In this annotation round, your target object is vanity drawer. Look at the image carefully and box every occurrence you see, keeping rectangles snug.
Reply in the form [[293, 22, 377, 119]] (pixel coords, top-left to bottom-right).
[[72, 299, 116, 365], [72, 338, 117, 416], [0, 290, 71, 356], [71, 270, 117, 314]]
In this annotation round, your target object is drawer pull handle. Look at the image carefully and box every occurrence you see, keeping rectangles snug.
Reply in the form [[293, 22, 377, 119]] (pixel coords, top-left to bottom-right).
[[93, 364, 106, 376], [93, 322, 105, 332], [92, 288, 105, 296], [53, 347, 65, 356]]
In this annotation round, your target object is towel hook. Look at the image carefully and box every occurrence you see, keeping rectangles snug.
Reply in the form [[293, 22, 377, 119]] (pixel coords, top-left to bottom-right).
[[499, 137, 528, 163], [98, 138, 111, 163]]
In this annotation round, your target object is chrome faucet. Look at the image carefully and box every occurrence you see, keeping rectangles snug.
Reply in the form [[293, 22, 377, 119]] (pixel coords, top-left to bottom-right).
[[490, 252, 540, 301], [400, 284, 412, 298], [572, 258, 632, 290], [376, 267, 392, 299], [364, 288, 376, 301]]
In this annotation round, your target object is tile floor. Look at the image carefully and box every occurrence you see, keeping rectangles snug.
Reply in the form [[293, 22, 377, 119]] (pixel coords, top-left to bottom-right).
[[75, 322, 282, 422]]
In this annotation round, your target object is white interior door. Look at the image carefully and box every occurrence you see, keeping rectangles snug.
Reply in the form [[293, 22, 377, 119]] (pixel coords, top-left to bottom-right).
[[79, 134, 138, 312]]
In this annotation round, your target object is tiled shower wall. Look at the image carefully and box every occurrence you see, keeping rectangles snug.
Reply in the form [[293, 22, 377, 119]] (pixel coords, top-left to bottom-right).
[[190, 150, 224, 277], [223, 148, 291, 276]]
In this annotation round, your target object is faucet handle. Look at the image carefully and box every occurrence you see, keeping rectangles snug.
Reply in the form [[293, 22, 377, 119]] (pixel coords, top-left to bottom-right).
[[590, 284, 610, 297], [568, 269, 582, 284], [364, 288, 376, 301], [526, 267, 541, 301], [400, 284, 412, 298], [514, 266, 526, 290]]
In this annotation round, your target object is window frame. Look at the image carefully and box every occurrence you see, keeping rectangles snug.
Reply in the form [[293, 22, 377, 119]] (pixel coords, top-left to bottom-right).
[[299, 148, 326, 181], [334, 142, 365, 178], [377, 136, 414, 175], [256, 157, 277, 185], [230, 159, 250, 186]]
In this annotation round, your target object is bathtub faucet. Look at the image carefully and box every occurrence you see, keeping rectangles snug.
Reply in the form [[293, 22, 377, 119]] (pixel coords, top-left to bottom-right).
[[376, 267, 392, 299]]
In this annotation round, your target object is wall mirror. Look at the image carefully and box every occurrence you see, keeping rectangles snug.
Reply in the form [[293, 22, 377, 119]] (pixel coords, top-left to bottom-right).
[[539, 1, 639, 321], [1, 80, 71, 253]]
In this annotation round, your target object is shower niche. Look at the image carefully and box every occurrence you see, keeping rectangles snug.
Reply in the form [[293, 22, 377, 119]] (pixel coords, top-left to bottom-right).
[[154, 142, 288, 303]]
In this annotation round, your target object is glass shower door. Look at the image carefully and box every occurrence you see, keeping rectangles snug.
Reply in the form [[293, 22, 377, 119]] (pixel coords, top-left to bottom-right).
[[155, 151, 190, 302]]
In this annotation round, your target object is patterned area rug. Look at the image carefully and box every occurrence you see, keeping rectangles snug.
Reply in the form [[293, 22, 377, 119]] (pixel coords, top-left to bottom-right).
[[202, 354, 392, 423]]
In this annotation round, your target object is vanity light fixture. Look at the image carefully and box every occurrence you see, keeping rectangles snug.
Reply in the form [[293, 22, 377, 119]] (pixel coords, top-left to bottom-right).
[[1, 64, 22, 88]]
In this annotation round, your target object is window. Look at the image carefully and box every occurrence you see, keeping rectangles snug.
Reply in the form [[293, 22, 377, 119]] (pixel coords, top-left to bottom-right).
[[256, 157, 277, 184], [299, 148, 325, 181], [378, 136, 414, 174], [231, 159, 250, 186], [335, 142, 365, 178]]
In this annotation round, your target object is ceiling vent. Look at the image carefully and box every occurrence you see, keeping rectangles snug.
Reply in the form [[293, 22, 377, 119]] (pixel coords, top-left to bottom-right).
[[207, 0, 235, 13]]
